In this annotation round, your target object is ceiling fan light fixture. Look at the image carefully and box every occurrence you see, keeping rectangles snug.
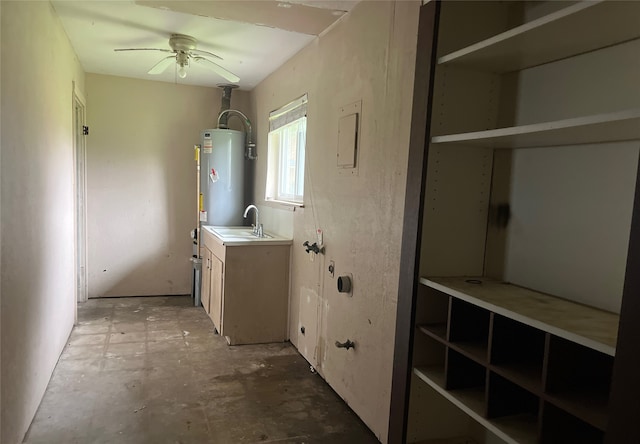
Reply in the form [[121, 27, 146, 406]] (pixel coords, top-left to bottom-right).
[[176, 52, 189, 78], [115, 34, 239, 83]]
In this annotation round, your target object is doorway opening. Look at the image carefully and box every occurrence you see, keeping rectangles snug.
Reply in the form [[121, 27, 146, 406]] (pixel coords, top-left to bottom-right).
[[73, 82, 88, 313]]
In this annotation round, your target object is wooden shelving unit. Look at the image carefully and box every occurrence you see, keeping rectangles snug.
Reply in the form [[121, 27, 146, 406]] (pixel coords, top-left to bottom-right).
[[390, 1, 640, 442]]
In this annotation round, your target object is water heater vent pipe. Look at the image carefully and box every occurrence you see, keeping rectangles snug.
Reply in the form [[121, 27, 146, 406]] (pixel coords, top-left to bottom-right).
[[218, 84, 235, 127], [217, 109, 257, 160]]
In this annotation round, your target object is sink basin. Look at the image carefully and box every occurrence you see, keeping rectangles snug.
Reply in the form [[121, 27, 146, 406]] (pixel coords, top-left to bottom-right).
[[202, 225, 292, 247], [209, 226, 273, 240]]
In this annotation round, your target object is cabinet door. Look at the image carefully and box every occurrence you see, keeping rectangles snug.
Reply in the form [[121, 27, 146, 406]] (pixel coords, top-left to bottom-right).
[[209, 254, 223, 332], [201, 249, 212, 314]]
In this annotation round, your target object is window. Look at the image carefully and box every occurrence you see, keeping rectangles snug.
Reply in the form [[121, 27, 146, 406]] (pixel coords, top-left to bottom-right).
[[266, 95, 307, 205]]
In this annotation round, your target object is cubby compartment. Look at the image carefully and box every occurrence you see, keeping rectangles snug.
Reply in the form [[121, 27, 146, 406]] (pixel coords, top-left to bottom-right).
[[487, 372, 539, 419], [413, 330, 448, 382], [544, 336, 613, 431], [410, 336, 490, 444], [445, 349, 487, 416], [540, 402, 604, 444], [490, 315, 546, 392], [448, 298, 490, 363], [416, 285, 451, 343], [487, 372, 539, 443]]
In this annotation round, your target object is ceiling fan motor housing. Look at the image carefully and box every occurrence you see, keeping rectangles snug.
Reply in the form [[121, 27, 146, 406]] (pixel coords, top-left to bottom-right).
[[169, 34, 197, 53]]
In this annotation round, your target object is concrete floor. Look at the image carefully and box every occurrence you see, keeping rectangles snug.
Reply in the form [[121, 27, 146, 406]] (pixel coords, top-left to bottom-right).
[[23, 296, 378, 444]]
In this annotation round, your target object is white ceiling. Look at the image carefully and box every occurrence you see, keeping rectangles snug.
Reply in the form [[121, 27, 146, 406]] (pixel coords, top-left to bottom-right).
[[52, 0, 358, 90]]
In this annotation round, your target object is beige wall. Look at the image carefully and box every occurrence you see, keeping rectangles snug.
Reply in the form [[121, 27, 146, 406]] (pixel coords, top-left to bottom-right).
[[1, 3, 3, 439], [1, 2, 85, 443], [250, 1, 420, 440], [85, 74, 250, 297]]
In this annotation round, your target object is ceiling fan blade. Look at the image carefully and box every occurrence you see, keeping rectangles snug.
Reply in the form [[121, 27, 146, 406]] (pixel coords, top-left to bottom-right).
[[148, 56, 176, 75], [193, 56, 240, 83], [190, 49, 222, 60], [114, 48, 173, 53]]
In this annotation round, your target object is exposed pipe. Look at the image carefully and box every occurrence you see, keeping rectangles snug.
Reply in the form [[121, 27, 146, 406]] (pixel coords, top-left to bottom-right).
[[195, 144, 201, 253], [218, 84, 236, 128], [217, 109, 257, 160]]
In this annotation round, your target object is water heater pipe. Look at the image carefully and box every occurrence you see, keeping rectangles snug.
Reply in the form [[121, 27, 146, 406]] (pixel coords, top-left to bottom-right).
[[217, 109, 257, 160], [218, 84, 236, 128]]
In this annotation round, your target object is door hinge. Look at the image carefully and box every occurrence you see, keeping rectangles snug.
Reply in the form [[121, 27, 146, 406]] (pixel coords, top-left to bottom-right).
[[83, 125, 89, 135]]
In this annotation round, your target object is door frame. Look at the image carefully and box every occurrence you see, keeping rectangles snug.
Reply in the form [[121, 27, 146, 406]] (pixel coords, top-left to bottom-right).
[[73, 81, 88, 316], [388, 2, 440, 443]]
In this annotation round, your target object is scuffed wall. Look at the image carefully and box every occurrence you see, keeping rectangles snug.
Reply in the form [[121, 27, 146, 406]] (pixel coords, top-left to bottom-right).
[[0, 2, 85, 443], [249, 1, 420, 441], [85, 74, 250, 297]]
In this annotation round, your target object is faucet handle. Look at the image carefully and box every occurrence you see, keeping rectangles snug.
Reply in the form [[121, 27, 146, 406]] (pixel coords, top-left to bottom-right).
[[303, 241, 324, 254], [258, 224, 264, 237]]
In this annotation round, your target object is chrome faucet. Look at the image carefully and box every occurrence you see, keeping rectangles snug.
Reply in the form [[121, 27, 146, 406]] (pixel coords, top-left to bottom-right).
[[243, 204, 263, 237]]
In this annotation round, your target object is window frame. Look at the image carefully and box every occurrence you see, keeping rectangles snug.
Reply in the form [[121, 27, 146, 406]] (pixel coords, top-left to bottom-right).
[[265, 95, 308, 206]]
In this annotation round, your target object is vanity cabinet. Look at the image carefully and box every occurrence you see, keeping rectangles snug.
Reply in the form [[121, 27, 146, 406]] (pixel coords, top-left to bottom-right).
[[201, 227, 291, 345], [390, 1, 640, 443], [201, 248, 212, 316], [198, 245, 222, 331], [209, 253, 223, 334]]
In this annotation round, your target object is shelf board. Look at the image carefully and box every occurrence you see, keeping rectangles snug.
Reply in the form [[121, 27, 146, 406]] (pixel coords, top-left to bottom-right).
[[545, 390, 609, 431], [491, 414, 539, 444], [431, 108, 640, 149], [414, 367, 537, 444], [449, 341, 488, 365], [421, 277, 618, 356], [415, 367, 486, 422], [491, 363, 543, 395], [438, 0, 640, 73], [418, 323, 448, 342]]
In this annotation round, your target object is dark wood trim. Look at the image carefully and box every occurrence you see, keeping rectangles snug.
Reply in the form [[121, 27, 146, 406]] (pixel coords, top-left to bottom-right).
[[606, 156, 640, 442], [387, 2, 440, 443]]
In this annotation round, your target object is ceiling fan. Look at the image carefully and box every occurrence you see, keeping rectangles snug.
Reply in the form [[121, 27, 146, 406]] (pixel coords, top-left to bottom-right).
[[114, 34, 239, 82]]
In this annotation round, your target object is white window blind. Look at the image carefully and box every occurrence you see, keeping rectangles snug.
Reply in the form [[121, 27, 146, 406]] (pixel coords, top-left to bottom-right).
[[269, 94, 308, 131]]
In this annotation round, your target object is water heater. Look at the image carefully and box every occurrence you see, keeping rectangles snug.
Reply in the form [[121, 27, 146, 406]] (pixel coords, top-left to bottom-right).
[[200, 128, 245, 226]]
